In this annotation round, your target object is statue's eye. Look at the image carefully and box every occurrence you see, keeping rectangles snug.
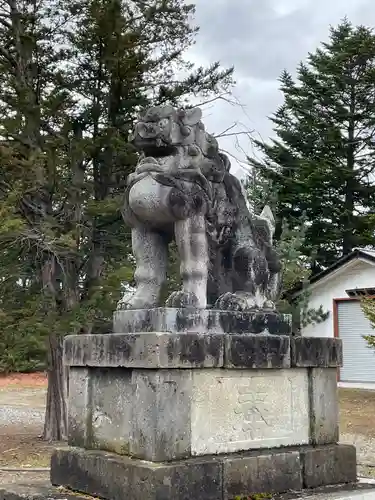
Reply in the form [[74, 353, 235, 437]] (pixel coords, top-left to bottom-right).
[[159, 119, 169, 127]]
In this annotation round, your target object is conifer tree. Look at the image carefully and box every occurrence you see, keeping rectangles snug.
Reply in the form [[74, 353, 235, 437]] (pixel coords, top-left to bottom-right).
[[250, 19, 375, 273], [0, 0, 233, 439]]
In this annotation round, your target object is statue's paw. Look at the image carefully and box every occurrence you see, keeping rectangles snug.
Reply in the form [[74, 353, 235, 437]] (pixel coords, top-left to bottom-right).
[[214, 292, 257, 312], [214, 292, 241, 311], [117, 292, 156, 310], [263, 299, 276, 311], [116, 293, 137, 310], [166, 291, 199, 308], [117, 301, 131, 310]]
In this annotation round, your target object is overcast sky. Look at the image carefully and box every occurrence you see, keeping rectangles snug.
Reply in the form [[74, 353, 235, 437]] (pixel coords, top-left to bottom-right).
[[186, 0, 375, 177]]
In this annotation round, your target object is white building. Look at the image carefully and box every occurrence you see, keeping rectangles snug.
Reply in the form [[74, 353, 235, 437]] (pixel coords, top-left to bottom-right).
[[295, 248, 375, 385]]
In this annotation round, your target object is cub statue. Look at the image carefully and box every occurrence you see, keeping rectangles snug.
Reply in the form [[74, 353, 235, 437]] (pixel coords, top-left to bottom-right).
[[118, 105, 282, 311]]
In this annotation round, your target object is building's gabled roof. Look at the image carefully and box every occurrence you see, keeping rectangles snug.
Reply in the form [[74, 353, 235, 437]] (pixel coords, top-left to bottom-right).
[[359, 248, 375, 259], [287, 247, 375, 299]]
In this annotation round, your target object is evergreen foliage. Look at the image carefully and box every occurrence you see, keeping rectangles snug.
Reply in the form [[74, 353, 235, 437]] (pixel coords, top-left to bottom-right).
[[361, 298, 375, 349], [0, 0, 233, 439], [249, 19, 375, 273]]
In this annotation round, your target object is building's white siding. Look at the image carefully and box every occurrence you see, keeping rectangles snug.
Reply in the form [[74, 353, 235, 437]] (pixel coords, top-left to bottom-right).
[[301, 258, 375, 338]]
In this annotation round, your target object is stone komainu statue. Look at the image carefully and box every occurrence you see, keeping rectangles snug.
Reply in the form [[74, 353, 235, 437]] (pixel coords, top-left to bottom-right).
[[118, 105, 282, 311]]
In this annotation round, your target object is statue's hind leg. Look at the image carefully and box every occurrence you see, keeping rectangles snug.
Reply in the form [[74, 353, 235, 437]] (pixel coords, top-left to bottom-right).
[[166, 215, 208, 309], [117, 226, 167, 310], [214, 245, 267, 311]]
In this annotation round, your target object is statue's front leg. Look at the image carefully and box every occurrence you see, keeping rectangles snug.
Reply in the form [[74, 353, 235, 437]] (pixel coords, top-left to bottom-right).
[[117, 226, 167, 310], [166, 215, 208, 309]]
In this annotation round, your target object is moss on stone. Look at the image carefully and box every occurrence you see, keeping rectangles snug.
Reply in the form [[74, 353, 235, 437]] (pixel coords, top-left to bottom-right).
[[90, 438, 130, 456]]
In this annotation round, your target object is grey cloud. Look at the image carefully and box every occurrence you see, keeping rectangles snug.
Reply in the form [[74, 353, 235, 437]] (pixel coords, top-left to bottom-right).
[[192, 0, 316, 80], [351, 0, 375, 26], [187, 0, 375, 174], [195, 79, 281, 176], [192, 0, 374, 81]]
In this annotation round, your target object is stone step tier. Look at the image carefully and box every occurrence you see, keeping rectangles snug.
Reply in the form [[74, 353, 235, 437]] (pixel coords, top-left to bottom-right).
[[113, 307, 293, 335], [51, 308, 355, 500]]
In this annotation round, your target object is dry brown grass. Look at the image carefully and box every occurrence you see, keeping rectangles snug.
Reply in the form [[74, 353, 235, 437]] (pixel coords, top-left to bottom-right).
[[0, 427, 54, 468], [339, 388, 375, 438]]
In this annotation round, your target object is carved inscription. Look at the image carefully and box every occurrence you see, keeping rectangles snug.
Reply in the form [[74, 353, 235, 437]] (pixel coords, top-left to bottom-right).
[[191, 369, 309, 455], [235, 386, 269, 437], [233, 378, 295, 437]]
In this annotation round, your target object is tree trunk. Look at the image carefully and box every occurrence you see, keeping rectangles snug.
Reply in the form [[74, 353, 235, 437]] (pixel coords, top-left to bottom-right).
[[43, 332, 68, 441], [41, 255, 68, 441]]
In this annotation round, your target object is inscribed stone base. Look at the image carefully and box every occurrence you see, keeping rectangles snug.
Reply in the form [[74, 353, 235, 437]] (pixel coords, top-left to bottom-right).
[[50, 444, 357, 500], [65, 332, 342, 462], [113, 307, 292, 334], [67, 366, 310, 460]]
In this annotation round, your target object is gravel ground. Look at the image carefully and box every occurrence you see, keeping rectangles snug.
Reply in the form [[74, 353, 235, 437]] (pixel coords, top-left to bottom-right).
[[341, 433, 375, 479], [0, 407, 45, 427], [0, 471, 49, 485], [0, 472, 97, 499], [342, 433, 375, 466], [0, 388, 45, 427]]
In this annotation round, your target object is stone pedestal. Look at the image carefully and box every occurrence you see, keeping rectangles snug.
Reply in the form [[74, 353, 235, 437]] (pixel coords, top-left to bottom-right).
[[113, 307, 292, 335], [51, 309, 355, 500]]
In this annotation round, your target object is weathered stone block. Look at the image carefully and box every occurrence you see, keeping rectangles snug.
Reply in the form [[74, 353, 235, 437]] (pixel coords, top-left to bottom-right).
[[65, 331, 348, 467], [65, 332, 224, 368], [190, 368, 309, 455], [291, 337, 343, 367], [223, 450, 302, 499], [113, 307, 292, 335], [309, 368, 339, 445], [51, 444, 358, 500], [68, 367, 312, 460], [68, 368, 90, 448], [51, 447, 222, 500], [68, 367, 133, 454], [89, 368, 132, 454], [225, 334, 290, 368], [131, 369, 192, 461], [301, 444, 357, 488]]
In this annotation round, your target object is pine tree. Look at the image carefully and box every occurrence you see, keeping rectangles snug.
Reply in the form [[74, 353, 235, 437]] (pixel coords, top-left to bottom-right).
[[361, 298, 375, 349], [250, 19, 375, 273], [0, 0, 76, 439], [0, 0, 233, 440]]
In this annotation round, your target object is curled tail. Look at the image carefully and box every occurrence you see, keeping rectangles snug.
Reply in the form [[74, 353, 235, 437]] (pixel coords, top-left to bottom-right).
[[258, 205, 276, 243]]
